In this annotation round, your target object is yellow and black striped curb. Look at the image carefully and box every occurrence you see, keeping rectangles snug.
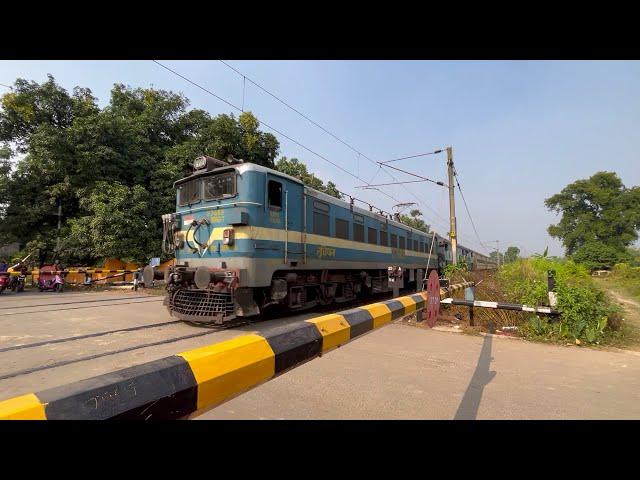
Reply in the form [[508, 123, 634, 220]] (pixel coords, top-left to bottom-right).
[[0, 292, 428, 420]]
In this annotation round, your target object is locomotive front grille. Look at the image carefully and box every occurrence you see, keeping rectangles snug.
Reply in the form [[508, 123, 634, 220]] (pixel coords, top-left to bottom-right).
[[170, 288, 235, 322]]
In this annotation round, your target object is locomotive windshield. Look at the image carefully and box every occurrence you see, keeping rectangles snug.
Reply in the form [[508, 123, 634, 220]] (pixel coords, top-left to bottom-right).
[[204, 172, 236, 200], [177, 172, 236, 206], [178, 179, 201, 206]]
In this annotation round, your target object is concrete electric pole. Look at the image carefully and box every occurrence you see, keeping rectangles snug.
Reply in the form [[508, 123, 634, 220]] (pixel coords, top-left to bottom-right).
[[446, 146, 458, 265]]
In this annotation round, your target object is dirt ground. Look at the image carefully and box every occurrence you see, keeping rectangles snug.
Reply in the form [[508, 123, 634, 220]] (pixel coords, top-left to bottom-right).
[[594, 278, 640, 351]]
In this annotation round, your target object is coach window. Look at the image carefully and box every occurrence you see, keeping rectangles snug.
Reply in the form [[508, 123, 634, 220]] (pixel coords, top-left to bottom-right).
[[368, 227, 377, 245], [399, 236, 405, 250], [413, 239, 418, 251], [268, 180, 282, 209], [353, 214, 364, 242], [313, 200, 330, 236], [336, 218, 349, 240], [419, 241, 424, 253], [390, 233, 397, 248], [380, 223, 388, 246]]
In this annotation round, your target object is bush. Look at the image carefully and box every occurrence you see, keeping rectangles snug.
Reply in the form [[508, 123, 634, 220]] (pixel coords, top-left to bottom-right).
[[499, 257, 614, 343], [571, 242, 631, 271], [443, 263, 468, 280]]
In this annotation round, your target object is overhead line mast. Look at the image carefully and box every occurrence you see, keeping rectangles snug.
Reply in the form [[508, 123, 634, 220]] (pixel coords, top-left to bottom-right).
[[446, 146, 458, 265]]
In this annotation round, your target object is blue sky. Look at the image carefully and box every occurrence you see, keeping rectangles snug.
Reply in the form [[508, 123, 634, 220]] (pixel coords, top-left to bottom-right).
[[1, 60, 639, 256]]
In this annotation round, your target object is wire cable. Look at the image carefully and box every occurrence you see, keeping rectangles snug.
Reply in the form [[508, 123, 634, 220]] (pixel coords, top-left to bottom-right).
[[156, 61, 462, 240], [154, 60, 369, 186], [216, 61, 457, 233], [379, 150, 444, 164], [453, 169, 489, 253]]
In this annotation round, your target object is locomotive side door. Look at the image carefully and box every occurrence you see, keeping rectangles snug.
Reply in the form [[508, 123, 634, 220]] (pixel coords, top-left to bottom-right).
[[265, 175, 303, 265]]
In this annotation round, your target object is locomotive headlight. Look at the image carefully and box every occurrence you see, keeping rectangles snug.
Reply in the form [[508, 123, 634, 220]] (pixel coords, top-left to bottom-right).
[[223, 228, 234, 246], [193, 156, 208, 170]]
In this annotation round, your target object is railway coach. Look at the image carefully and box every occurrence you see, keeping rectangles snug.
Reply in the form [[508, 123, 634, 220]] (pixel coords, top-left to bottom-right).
[[149, 156, 493, 326]]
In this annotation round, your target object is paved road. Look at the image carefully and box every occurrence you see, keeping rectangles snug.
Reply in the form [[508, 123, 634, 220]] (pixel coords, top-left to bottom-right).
[[0, 289, 318, 401], [3, 289, 640, 419], [198, 323, 640, 420]]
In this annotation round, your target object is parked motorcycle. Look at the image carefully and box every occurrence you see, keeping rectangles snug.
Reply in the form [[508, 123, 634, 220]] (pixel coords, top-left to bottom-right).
[[37, 265, 65, 292], [6, 254, 31, 294], [0, 272, 9, 294], [10, 273, 26, 293]]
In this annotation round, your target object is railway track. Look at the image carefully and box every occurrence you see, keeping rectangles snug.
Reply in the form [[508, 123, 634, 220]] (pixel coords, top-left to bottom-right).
[[0, 288, 418, 393]]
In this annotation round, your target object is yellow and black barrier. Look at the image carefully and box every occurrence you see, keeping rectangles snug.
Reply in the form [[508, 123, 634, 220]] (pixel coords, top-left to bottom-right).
[[0, 292, 428, 420], [30, 269, 140, 275], [439, 281, 474, 299]]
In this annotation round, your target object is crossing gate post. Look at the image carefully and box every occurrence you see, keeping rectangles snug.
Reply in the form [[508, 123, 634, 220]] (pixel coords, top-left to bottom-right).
[[464, 285, 476, 326], [548, 269, 557, 307]]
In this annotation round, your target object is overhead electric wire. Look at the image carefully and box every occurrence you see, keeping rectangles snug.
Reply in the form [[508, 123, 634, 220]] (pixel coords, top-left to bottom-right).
[[153, 60, 421, 222], [377, 163, 447, 187], [453, 168, 490, 253], [217, 61, 458, 234], [157, 60, 460, 238], [378, 150, 444, 164], [219, 60, 396, 181], [356, 179, 436, 188], [154, 60, 368, 187]]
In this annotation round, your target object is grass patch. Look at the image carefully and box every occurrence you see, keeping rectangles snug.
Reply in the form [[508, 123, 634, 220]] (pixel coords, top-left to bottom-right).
[[606, 263, 640, 302], [444, 258, 633, 347]]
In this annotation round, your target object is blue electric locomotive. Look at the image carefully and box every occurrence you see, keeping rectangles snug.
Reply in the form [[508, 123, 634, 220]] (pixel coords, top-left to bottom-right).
[[152, 156, 494, 325]]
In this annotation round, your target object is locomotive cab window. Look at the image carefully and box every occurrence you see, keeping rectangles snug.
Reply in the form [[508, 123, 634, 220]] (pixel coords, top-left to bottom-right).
[[178, 179, 201, 206], [204, 172, 236, 200], [268, 180, 283, 209]]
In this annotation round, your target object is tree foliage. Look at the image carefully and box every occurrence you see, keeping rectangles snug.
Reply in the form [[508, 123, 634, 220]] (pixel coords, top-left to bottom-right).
[[398, 209, 429, 233], [490, 250, 504, 264], [545, 171, 640, 269], [503, 246, 520, 263], [0, 76, 307, 264], [274, 157, 340, 198], [570, 241, 631, 271]]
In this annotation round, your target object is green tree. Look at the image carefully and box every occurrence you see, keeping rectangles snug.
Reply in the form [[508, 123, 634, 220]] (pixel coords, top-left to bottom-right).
[[0, 76, 282, 264], [67, 182, 158, 262], [490, 250, 504, 264], [571, 241, 631, 271], [398, 209, 430, 233], [545, 172, 640, 268], [274, 156, 341, 198], [503, 246, 520, 263]]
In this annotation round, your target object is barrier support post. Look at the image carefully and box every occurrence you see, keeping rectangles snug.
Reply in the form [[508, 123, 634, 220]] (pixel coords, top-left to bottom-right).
[[464, 285, 476, 326]]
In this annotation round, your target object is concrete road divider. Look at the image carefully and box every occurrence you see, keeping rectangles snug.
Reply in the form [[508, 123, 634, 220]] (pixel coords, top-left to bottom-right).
[[0, 292, 428, 420]]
